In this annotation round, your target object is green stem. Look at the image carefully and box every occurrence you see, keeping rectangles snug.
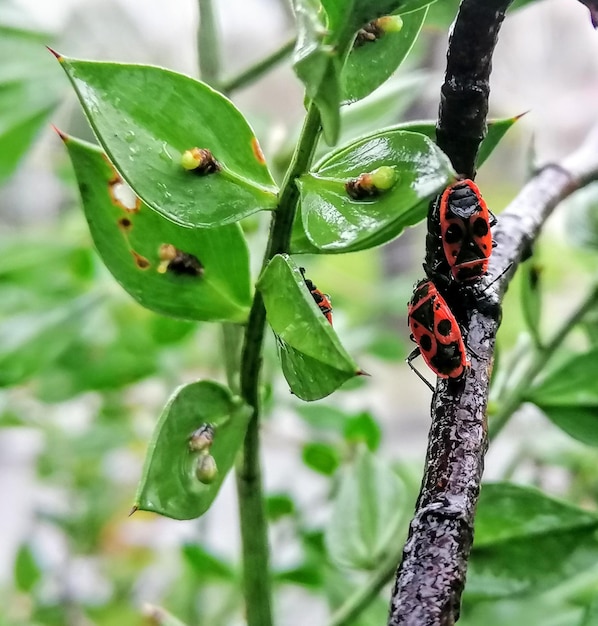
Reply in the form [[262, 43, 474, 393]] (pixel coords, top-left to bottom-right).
[[221, 37, 296, 94], [221, 323, 243, 394], [489, 282, 598, 440], [326, 546, 403, 626], [198, 0, 221, 88], [235, 103, 322, 626]]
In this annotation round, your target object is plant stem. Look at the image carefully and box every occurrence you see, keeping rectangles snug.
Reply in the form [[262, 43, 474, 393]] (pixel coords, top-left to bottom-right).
[[488, 282, 598, 440], [221, 37, 296, 94], [236, 102, 322, 626], [197, 0, 221, 88], [327, 547, 403, 626]]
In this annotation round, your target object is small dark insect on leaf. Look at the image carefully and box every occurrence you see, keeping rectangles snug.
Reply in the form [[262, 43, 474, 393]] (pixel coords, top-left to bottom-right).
[[189, 424, 215, 452], [180, 147, 221, 175], [345, 166, 397, 200], [353, 16, 403, 47], [158, 244, 204, 277], [354, 21, 384, 47]]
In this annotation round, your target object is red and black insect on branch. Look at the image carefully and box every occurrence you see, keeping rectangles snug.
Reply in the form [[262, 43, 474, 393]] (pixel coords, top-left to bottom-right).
[[407, 179, 496, 390], [300, 267, 333, 325]]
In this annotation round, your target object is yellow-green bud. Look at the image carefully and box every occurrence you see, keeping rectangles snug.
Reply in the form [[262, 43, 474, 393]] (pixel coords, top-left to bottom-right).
[[369, 166, 398, 191], [195, 454, 218, 484], [377, 15, 403, 34]]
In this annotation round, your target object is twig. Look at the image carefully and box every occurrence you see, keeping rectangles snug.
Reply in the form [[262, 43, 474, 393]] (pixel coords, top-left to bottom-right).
[[236, 103, 322, 626], [198, 0, 221, 88], [436, 0, 514, 178], [221, 37, 296, 94]]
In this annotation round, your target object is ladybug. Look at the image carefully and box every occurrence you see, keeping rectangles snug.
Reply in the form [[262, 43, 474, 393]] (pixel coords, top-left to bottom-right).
[[299, 267, 333, 325], [407, 279, 469, 389], [437, 179, 496, 282]]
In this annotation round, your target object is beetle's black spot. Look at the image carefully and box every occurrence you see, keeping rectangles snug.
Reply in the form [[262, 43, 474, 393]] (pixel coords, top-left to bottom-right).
[[437, 319, 452, 336], [472, 216, 489, 237], [445, 223, 463, 244], [420, 334, 432, 352]]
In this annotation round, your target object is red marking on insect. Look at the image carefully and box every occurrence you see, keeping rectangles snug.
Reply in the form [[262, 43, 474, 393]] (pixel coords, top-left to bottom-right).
[[407, 279, 469, 389], [251, 137, 266, 165], [299, 267, 333, 325], [439, 179, 496, 282]]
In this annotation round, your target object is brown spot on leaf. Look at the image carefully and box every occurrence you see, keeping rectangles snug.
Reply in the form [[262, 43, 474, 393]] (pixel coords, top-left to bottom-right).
[[251, 137, 266, 165], [102, 157, 141, 212], [117, 216, 133, 232], [131, 251, 150, 270], [157, 243, 204, 277]]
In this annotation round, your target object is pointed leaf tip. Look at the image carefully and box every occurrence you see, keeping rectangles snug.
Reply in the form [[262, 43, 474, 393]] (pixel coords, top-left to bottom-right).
[[357, 369, 371, 377], [51, 125, 68, 142], [46, 46, 63, 61], [128, 505, 138, 517]]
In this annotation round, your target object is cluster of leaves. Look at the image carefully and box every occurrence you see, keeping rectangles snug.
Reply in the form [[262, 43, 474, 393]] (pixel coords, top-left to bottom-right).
[[4, 1, 598, 625]]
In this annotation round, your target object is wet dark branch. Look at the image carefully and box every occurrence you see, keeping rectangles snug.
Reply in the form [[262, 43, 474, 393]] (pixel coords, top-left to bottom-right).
[[388, 128, 598, 626], [436, 0, 514, 178]]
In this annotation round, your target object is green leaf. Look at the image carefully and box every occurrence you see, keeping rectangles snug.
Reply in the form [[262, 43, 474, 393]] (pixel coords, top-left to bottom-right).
[[0, 294, 98, 387], [527, 349, 598, 408], [292, 0, 344, 144], [54, 54, 277, 227], [14, 544, 41, 592], [135, 381, 252, 520], [0, 26, 62, 183], [266, 494, 296, 520], [181, 544, 235, 580], [343, 411, 381, 450], [293, 130, 455, 253], [302, 441, 341, 475], [468, 483, 598, 599], [63, 134, 251, 322], [258, 254, 362, 400], [297, 403, 350, 431], [536, 407, 598, 447], [325, 446, 405, 570], [342, 8, 427, 103], [292, 0, 430, 144], [382, 115, 523, 169]]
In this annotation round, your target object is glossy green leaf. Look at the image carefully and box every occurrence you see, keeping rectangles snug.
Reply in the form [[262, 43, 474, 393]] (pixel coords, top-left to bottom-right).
[[55, 54, 277, 227], [0, 26, 62, 182], [0, 294, 98, 387], [342, 8, 427, 103], [325, 446, 405, 570], [527, 349, 598, 408], [380, 115, 523, 169], [258, 254, 362, 400], [293, 0, 430, 144], [63, 134, 251, 322], [538, 407, 598, 447], [135, 381, 251, 520], [302, 441, 341, 475], [295, 130, 455, 253], [468, 483, 598, 599], [290, 115, 522, 253]]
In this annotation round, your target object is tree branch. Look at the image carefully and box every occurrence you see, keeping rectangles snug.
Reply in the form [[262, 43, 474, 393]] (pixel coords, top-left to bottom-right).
[[388, 0, 598, 622], [436, 0, 514, 178]]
